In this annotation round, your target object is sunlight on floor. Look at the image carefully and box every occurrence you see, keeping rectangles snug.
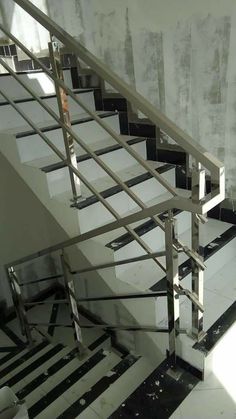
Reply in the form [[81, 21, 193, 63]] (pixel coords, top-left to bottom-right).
[[27, 73, 55, 95], [212, 323, 236, 403]]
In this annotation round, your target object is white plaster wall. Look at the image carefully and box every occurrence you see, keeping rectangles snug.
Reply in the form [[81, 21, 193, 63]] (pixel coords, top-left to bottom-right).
[[77, 0, 236, 198], [0, 152, 67, 308]]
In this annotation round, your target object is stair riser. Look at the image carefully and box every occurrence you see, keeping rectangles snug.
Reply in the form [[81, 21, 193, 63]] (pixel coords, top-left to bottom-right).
[[46, 141, 147, 196], [17, 114, 120, 164], [115, 211, 191, 277], [0, 69, 72, 102], [78, 168, 175, 233], [0, 91, 95, 131], [156, 236, 236, 329]]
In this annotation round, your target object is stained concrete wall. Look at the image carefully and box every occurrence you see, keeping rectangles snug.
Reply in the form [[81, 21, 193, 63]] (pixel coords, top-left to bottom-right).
[[1, 0, 236, 193], [77, 0, 236, 198]]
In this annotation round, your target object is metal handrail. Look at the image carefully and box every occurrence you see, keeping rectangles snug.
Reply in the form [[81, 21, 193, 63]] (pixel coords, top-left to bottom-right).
[[5, 195, 192, 269], [24, 290, 167, 305], [2, 0, 225, 354], [28, 322, 169, 333], [0, 22, 211, 271], [12, 0, 225, 214], [0, 60, 204, 270], [0, 86, 166, 273]]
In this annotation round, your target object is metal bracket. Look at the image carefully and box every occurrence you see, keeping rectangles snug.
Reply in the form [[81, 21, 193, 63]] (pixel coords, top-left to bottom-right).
[[174, 285, 204, 313], [174, 239, 205, 270]]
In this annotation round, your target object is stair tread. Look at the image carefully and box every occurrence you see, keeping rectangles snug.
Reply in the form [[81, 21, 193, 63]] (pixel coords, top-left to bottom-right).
[[110, 356, 200, 419], [24, 135, 143, 171], [93, 188, 190, 248], [0, 87, 93, 107], [27, 348, 121, 418], [117, 218, 233, 291], [56, 353, 143, 419], [69, 161, 174, 209], [15, 110, 117, 139]]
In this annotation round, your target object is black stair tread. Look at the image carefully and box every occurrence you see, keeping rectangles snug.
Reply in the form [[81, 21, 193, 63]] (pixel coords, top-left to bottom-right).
[[110, 357, 199, 419], [2, 343, 65, 388], [28, 348, 118, 418], [0, 67, 72, 77], [106, 208, 181, 251], [0, 340, 49, 380], [193, 300, 236, 355], [16, 110, 117, 139], [151, 225, 236, 293], [72, 163, 174, 210], [16, 334, 109, 400], [58, 354, 140, 418], [0, 87, 93, 107], [41, 136, 145, 174]]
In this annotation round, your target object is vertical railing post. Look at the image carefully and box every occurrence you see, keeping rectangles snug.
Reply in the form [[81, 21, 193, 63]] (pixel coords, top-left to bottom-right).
[[6, 267, 33, 346], [191, 161, 205, 340], [165, 215, 179, 363], [48, 36, 81, 203], [61, 251, 84, 354]]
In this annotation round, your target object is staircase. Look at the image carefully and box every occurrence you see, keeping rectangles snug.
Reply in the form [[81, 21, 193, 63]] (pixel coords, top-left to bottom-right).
[[0, 0, 235, 417]]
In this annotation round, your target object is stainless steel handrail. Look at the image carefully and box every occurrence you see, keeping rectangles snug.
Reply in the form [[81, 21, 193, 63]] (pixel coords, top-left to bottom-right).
[[0, 55, 205, 270], [12, 0, 225, 213]]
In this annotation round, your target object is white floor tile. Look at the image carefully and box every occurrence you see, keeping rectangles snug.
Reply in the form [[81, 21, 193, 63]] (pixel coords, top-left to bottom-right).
[[176, 388, 236, 419]]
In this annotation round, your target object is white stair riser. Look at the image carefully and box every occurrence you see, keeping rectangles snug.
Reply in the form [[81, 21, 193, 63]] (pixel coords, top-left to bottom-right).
[[17, 115, 120, 164], [0, 91, 95, 131], [78, 168, 175, 233], [0, 69, 72, 102], [46, 142, 147, 196], [156, 237, 236, 327], [115, 211, 191, 277]]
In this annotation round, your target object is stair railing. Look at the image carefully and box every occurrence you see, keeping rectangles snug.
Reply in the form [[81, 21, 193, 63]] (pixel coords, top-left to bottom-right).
[[2, 0, 225, 362]]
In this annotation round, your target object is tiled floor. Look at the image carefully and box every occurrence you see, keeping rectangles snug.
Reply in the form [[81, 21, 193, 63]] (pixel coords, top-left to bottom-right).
[[170, 380, 236, 419], [171, 324, 236, 419]]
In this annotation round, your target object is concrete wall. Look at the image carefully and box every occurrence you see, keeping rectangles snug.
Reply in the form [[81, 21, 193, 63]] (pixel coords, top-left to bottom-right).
[[77, 0, 236, 198], [1, 1, 235, 196], [0, 152, 67, 308]]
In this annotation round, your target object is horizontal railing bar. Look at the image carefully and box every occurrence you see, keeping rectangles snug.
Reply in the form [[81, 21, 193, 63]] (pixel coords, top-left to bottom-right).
[[77, 291, 168, 302], [0, 60, 166, 273], [6, 195, 201, 268], [28, 322, 169, 332], [0, 24, 211, 270], [24, 291, 167, 306], [19, 252, 166, 287], [73, 251, 166, 274], [13, 0, 224, 178], [0, 88, 171, 270], [25, 299, 67, 306], [0, 28, 176, 199], [20, 274, 63, 286]]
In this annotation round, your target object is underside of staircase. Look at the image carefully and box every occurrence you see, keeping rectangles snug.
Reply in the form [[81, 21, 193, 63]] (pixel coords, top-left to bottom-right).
[[0, 1, 235, 418]]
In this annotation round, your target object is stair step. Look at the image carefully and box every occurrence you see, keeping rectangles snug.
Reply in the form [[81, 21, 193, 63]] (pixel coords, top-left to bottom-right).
[[152, 223, 236, 292], [73, 162, 173, 210], [16, 110, 116, 139], [27, 348, 120, 418], [0, 89, 95, 133], [16, 111, 119, 164], [58, 354, 141, 418], [193, 300, 236, 355], [106, 208, 181, 251], [15, 334, 110, 401], [1, 343, 64, 389], [41, 135, 145, 173], [0, 341, 49, 381], [0, 68, 73, 102], [110, 356, 200, 419]]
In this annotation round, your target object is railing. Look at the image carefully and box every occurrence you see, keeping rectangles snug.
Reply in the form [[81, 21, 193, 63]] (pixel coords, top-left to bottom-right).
[[3, 0, 225, 363]]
